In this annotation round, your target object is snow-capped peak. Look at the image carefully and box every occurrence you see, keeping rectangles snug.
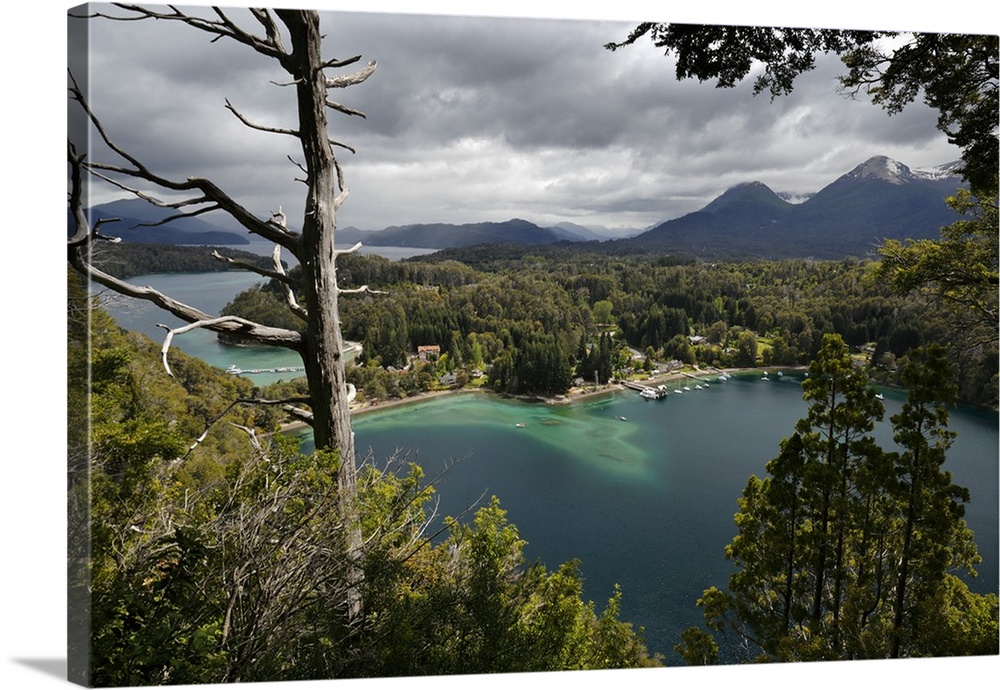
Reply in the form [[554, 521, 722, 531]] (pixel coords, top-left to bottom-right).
[[845, 156, 913, 184], [912, 160, 963, 181]]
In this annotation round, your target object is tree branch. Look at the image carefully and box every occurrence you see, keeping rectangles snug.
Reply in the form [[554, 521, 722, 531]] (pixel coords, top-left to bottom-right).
[[325, 60, 377, 89], [225, 98, 299, 137], [157, 316, 285, 377]]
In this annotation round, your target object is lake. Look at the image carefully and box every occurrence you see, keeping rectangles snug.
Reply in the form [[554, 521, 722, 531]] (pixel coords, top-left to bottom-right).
[[101, 269, 999, 663], [298, 381, 999, 663]]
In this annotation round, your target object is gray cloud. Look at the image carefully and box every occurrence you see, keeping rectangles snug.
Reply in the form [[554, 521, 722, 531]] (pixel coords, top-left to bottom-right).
[[73, 3, 967, 234]]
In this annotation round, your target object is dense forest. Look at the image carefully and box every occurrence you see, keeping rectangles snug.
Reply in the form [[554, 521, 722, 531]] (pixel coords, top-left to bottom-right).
[[221, 246, 997, 408]]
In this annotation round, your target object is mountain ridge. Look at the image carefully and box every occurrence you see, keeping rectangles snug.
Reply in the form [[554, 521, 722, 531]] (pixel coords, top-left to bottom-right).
[[619, 155, 965, 259], [81, 155, 964, 259]]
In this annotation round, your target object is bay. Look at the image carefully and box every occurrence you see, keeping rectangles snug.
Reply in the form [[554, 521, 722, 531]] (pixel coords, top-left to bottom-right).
[[101, 269, 999, 663], [299, 379, 998, 664]]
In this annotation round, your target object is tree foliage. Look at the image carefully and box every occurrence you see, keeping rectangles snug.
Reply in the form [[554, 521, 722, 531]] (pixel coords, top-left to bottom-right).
[[677, 335, 997, 663]]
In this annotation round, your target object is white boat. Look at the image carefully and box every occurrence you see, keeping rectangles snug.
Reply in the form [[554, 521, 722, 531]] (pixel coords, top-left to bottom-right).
[[640, 388, 659, 399], [619, 416, 628, 421], [875, 393, 885, 400]]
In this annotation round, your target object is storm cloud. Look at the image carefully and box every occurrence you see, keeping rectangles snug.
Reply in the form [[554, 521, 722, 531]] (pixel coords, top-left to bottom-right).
[[73, 2, 971, 235]]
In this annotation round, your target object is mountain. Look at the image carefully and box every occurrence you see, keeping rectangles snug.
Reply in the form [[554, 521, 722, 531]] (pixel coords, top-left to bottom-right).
[[360, 218, 565, 249], [621, 156, 964, 259], [78, 198, 250, 245]]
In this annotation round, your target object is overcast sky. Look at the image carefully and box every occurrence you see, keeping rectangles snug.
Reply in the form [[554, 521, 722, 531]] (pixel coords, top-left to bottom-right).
[[69, 1, 983, 236]]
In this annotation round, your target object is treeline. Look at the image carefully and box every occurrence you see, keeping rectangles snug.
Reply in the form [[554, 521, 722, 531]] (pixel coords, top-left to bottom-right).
[[89, 242, 276, 279], [69, 269, 660, 685], [224, 248, 997, 407]]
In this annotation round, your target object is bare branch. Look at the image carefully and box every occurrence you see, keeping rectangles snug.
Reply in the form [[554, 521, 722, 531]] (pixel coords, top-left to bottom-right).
[[225, 98, 299, 137], [271, 242, 309, 321], [334, 242, 363, 257], [209, 250, 292, 283], [321, 54, 362, 70], [281, 405, 315, 426], [325, 99, 367, 119], [338, 285, 389, 296], [158, 316, 278, 377], [325, 60, 377, 89], [97, 4, 291, 62], [331, 140, 357, 154], [70, 70, 301, 251], [334, 186, 350, 210]]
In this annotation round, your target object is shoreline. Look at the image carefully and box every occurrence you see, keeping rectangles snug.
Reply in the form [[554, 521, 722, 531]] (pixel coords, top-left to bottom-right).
[[277, 365, 801, 434]]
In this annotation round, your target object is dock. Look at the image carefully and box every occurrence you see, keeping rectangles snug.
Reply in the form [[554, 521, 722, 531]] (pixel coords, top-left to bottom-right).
[[620, 381, 669, 399]]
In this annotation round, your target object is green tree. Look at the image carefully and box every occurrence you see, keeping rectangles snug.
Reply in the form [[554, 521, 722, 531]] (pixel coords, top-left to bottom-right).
[[872, 190, 998, 348], [593, 299, 615, 325], [883, 345, 981, 657], [681, 335, 993, 663]]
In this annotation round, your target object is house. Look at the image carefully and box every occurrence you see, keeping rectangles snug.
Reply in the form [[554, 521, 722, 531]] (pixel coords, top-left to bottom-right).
[[417, 345, 441, 361]]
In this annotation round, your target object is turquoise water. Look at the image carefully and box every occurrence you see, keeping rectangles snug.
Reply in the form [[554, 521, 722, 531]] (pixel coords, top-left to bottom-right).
[[103, 272, 999, 662], [301, 380, 999, 663], [98, 271, 307, 385]]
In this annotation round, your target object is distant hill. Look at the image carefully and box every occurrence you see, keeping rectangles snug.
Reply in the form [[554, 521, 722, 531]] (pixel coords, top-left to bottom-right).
[[618, 156, 964, 259], [360, 218, 564, 249], [77, 198, 251, 245]]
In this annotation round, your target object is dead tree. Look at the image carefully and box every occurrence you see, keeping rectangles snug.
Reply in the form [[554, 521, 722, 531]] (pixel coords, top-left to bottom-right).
[[68, 6, 374, 620]]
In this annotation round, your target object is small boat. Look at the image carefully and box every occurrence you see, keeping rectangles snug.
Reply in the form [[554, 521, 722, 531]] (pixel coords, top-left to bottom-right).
[[515, 423, 525, 428], [619, 416, 628, 421], [683, 386, 691, 391], [875, 393, 885, 400]]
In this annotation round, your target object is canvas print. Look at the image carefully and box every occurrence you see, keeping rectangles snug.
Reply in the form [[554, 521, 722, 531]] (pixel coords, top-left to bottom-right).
[[67, 2, 998, 687]]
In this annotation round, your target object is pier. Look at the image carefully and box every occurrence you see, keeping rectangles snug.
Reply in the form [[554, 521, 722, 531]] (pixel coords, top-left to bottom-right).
[[620, 381, 669, 399]]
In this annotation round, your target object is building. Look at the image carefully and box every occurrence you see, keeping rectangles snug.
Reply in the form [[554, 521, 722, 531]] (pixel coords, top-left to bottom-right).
[[417, 345, 441, 361]]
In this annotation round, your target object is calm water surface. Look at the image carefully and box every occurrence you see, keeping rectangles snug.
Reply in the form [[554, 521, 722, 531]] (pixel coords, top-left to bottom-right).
[[104, 271, 999, 663], [302, 381, 999, 663]]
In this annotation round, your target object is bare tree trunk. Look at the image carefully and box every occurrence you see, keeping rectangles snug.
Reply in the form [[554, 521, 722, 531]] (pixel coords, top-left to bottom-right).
[[278, 9, 362, 620]]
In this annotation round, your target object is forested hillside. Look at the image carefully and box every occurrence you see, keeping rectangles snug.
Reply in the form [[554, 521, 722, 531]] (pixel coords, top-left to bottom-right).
[[68, 269, 660, 685], [223, 248, 998, 409]]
